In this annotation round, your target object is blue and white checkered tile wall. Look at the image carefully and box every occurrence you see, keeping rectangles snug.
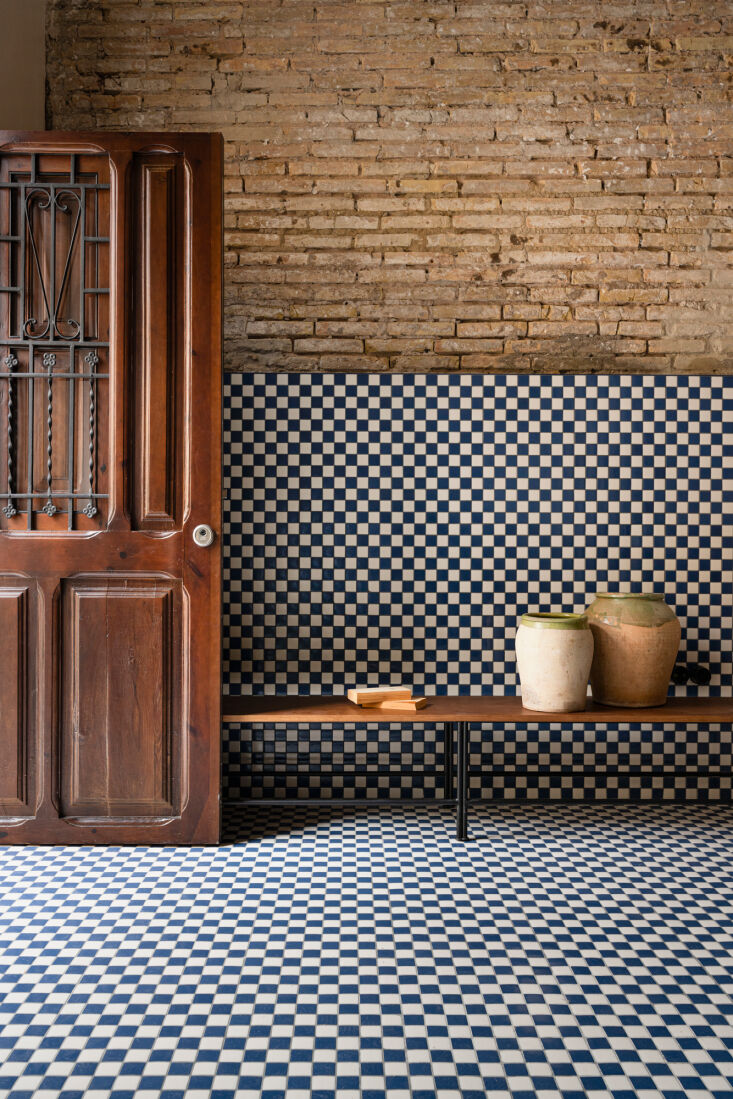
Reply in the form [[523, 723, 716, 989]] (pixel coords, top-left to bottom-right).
[[222, 374, 733, 802]]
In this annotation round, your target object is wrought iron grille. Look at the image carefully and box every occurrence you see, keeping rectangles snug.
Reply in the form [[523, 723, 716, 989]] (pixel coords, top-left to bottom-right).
[[0, 152, 109, 531]]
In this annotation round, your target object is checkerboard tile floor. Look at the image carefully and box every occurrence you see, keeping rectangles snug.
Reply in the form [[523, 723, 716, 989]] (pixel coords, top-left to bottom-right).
[[2, 802, 733, 1098]]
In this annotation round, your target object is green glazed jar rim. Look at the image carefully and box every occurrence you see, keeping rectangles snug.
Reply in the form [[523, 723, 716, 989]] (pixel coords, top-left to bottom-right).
[[520, 612, 588, 631], [594, 592, 663, 601]]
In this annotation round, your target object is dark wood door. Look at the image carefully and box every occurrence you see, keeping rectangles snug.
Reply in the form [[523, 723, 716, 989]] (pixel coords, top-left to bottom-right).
[[0, 131, 222, 844]]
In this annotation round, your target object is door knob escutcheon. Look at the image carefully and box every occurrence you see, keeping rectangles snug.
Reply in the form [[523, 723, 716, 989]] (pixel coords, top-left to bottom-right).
[[193, 524, 215, 547]]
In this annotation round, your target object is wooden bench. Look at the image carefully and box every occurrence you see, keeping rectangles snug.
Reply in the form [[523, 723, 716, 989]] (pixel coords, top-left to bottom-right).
[[223, 695, 733, 840]]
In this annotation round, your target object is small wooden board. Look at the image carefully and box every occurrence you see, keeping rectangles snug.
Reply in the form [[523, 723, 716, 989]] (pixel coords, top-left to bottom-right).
[[347, 687, 412, 705], [360, 697, 428, 711]]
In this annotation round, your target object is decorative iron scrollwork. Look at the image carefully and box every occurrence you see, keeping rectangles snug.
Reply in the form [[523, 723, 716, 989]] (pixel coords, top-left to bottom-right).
[[2, 352, 17, 517], [24, 189, 82, 342], [0, 152, 110, 530], [43, 352, 56, 516], [84, 350, 98, 517]]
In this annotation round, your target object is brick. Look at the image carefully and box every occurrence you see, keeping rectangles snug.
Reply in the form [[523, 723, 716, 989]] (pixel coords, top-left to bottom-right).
[[647, 338, 707, 352], [382, 215, 451, 229], [617, 321, 663, 337], [456, 322, 527, 337], [526, 215, 594, 229], [452, 214, 523, 229], [357, 197, 426, 212], [316, 354, 389, 370], [433, 197, 500, 212], [652, 159, 720, 177], [527, 322, 598, 337], [503, 304, 543, 320], [294, 338, 364, 352], [334, 216, 380, 229], [248, 320, 313, 336], [434, 339, 504, 352], [365, 338, 434, 353], [427, 233, 500, 249], [459, 353, 508, 367], [388, 353, 460, 371], [315, 321, 380, 337], [579, 159, 648, 178], [599, 289, 668, 304], [433, 304, 502, 320], [676, 35, 733, 51], [525, 252, 599, 267], [394, 179, 457, 193]]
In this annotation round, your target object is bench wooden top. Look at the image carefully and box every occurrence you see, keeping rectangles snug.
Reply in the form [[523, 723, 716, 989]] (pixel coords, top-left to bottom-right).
[[223, 695, 733, 725]]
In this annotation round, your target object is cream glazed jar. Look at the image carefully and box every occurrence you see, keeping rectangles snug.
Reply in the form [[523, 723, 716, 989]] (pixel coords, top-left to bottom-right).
[[515, 612, 594, 713]]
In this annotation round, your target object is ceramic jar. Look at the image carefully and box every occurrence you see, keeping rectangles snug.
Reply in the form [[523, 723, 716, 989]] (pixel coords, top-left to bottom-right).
[[515, 612, 594, 712], [585, 593, 680, 707]]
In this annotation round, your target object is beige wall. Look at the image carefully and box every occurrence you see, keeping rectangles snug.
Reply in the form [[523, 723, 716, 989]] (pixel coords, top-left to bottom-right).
[[0, 0, 46, 130], [46, 0, 733, 374]]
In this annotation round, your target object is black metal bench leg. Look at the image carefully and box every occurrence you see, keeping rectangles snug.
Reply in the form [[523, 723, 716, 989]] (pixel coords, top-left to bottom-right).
[[456, 721, 468, 841], [443, 722, 454, 800]]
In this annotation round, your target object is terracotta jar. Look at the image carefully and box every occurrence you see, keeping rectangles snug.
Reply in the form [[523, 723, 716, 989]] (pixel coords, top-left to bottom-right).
[[585, 593, 680, 707], [515, 612, 594, 712]]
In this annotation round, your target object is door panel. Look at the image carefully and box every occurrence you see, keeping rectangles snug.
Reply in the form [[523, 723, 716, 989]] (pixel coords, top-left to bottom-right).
[[59, 576, 184, 820], [0, 132, 222, 844], [0, 579, 35, 817], [130, 152, 187, 531]]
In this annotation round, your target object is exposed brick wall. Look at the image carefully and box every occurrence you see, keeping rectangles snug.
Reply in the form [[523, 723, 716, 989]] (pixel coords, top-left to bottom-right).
[[46, 0, 733, 373]]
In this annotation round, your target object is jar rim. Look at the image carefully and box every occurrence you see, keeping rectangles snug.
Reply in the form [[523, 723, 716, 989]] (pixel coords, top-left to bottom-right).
[[520, 612, 588, 630], [594, 592, 663, 601]]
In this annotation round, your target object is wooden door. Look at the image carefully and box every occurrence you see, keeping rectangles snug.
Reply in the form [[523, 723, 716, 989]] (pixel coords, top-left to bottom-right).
[[0, 132, 222, 844]]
